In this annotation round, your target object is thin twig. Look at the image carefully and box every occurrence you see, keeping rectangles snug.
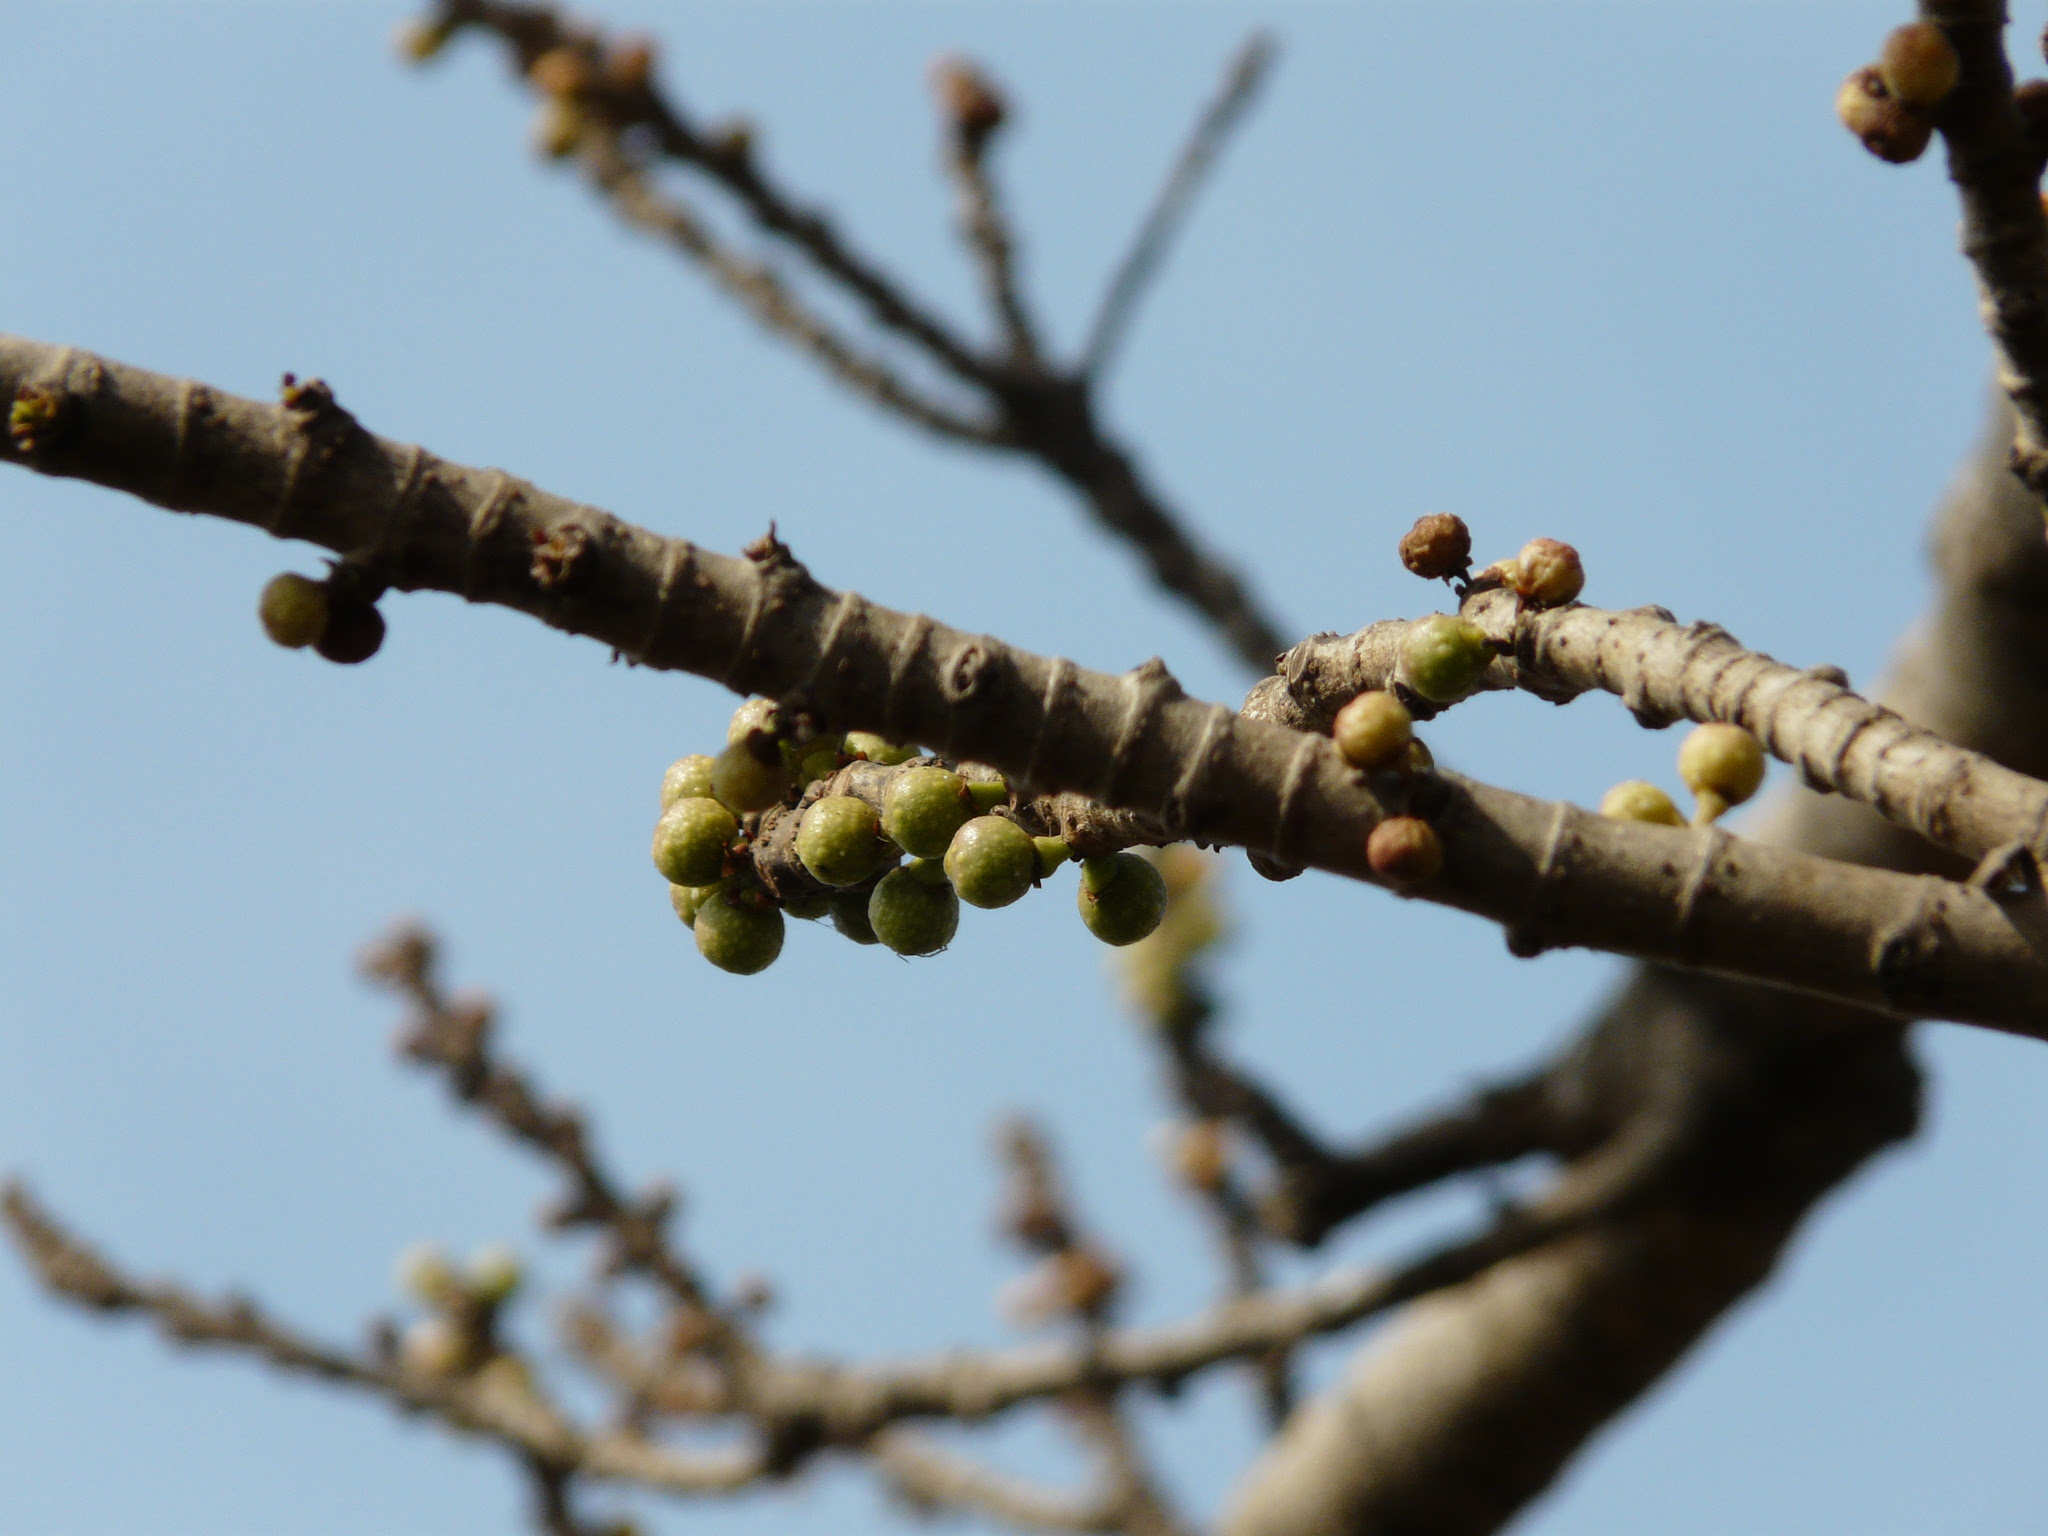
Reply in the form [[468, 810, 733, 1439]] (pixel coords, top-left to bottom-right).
[[1081, 33, 1277, 379]]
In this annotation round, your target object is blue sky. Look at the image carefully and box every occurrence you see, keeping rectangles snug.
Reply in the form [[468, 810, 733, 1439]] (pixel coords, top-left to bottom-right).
[[2, 3, 2045, 1533]]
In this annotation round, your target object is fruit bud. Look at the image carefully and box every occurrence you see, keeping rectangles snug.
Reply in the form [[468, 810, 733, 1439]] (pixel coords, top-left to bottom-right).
[[843, 730, 917, 765], [1599, 780, 1685, 827], [710, 739, 789, 814], [396, 1242, 460, 1307], [1404, 738, 1436, 774], [466, 1242, 523, 1305], [1165, 1119, 1229, 1194], [944, 816, 1038, 909], [930, 54, 1007, 154], [882, 766, 972, 859], [1331, 691, 1413, 771], [1512, 538, 1584, 608], [827, 888, 881, 945], [1076, 853, 1168, 946], [1879, 22, 1960, 109], [531, 98, 585, 160], [694, 889, 785, 974], [669, 882, 720, 928], [727, 697, 781, 746], [1398, 512, 1472, 581], [1837, 65, 1934, 164], [867, 866, 960, 955], [529, 46, 593, 98], [660, 753, 717, 810], [1396, 613, 1494, 704], [795, 795, 894, 887], [1677, 722, 1767, 825], [1366, 816, 1444, 886], [258, 572, 330, 650], [652, 797, 737, 888], [314, 597, 385, 664], [399, 1315, 468, 1378]]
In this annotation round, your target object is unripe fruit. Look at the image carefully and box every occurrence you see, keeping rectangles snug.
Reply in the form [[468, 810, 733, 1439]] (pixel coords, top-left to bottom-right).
[[727, 697, 781, 746], [1880, 22, 1960, 108], [1837, 65, 1934, 164], [1599, 780, 1685, 827], [795, 795, 893, 887], [1677, 722, 1767, 825], [944, 816, 1038, 909], [661, 754, 717, 809], [467, 1242, 522, 1305], [670, 882, 720, 927], [1398, 614, 1494, 704], [315, 598, 385, 664], [883, 766, 972, 858], [789, 737, 843, 786], [1366, 816, 1444, 886], [828, 888, 881, 944], [1398, 512, 1472, 581], [396, 1242, 460, 1307], [868, 867, 960, 955], [1076, 853, 1168, 946], [652, 797, 738, 887], [259, 573, 329, 649], [694, 890, 785, 974], [1512, 538, 1584, 608], [1033, 836, 1072, 878], [400, 1315, 468, 1378], [711, 740, 789, 814], [1332, 691, 1413, 771], [779, 884, 832, 920], [844, 731, 917, 765]]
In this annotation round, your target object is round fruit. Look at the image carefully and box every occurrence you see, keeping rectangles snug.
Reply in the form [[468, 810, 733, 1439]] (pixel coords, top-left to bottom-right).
[[694, 891, 784, 974], [1880, 21, 1959, 108], [944, 816, 1038, 909], [868, 867, 960, 956], [661, 754, 717, 809], [789, 736, 843, 785], [1599, 781, 1685, 827], [396, 1242, 459, 1307], [1677, 723, 1767, 806], [258, 573, 329, 649], [1512, 538, 1584, 608], [315, 598, 385, 664], [1398, 614, 1493, 704], [669, 882, 720, 927], [795, 795, 892, 887], [1398, 512, 1472, 580], [711, 740, 789, 814], [828, 889, 881, 945], [883, 766, 971, 858], [652, 797, 737, 887], [1332, 691, 1413, 771], [1366, 816, 1444, 886], [466, 1243, 522, 1305], [780, 884, 832, 920], [1076, 853, 1168, 946], [727, 697, 780, 746], [844, 731, 918, 765]]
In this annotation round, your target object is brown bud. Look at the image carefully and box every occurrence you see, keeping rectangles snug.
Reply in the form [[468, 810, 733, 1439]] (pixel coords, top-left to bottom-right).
[[1051, 1247, 1121, 1317], [1398, 512, 1472, 581], [1879, 22, 1960, 109], [1837, 65, 1934, 164], [1366, 815, 1443, 887], [1512, 537, 1585, 608], [930, 54, 1007, 153], [529, 46, 593, 99]]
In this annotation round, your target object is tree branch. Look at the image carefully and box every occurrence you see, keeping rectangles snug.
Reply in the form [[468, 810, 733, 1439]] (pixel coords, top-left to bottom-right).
[[6, 334, 2048, 1034]]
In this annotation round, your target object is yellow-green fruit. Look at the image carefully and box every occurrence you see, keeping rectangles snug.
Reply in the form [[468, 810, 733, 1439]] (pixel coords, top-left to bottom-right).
[[400, 1315, 468, 1378], [694, 891, 784, 974], [883, 766, 971, 858], [1366, 816, 1444, 886], [1398, 614, 1494, 704], [845, 731, 918, 765], [728, 697, 781, 746], [868, 867, 960, 955], [828, 889, 881, 944], [780, 884, 832, 920], [661, 754, 717, 809], [711, 740, 789, 814], [467, 1243, 522, 1305], [1677, 723, 1767, 806], [1599, 780, 1685, 827], [795, 795, 893, 887], [1331, 691, 1413, 771], [1880, 22, 1960, 108], [259, 573, 330, 649], [943, 816, 1037, 909], [1513, 538, 1584, 608], [1076, 853, 1168, 946], [670, 882, 720, 927], [652, 797, 737, 888]]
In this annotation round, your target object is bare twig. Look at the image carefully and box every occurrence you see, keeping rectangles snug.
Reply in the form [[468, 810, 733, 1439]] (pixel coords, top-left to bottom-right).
[[1082, 33, 1278, 379], [875, 1431, 1118, 1534]]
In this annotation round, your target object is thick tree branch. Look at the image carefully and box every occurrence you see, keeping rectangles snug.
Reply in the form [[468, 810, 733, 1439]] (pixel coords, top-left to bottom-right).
[[6, 335, 2048, 1034]]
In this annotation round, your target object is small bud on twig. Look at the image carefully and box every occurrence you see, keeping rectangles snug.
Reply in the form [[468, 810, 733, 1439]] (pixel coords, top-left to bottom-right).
[[1366, 815, 1444, 887], [1398, 512, 1472, 582], [1837, 65, 1934, 164], [929, 54, 1008, 157]]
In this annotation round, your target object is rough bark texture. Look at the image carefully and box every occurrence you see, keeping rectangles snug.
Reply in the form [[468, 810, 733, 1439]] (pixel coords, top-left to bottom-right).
[[1217, 404, 2044, 1536]]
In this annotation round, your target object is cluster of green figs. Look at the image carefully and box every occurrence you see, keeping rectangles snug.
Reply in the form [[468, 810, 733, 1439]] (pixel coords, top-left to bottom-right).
[[653, 700, 1168, 975]]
